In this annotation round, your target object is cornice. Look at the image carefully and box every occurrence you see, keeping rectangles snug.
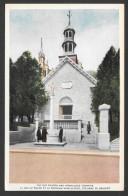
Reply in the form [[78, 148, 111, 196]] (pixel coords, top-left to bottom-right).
[[42, 56, 97, 85]]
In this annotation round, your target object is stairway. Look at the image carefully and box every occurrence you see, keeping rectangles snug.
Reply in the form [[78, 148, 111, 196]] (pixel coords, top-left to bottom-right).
[[81, 123, 98, 144], [110, 138, 120, 152], [82, 129, 96, 144]]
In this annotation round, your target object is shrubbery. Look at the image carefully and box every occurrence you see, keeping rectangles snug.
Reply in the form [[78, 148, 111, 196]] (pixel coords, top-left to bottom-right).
[[10, 122, 30, 131]]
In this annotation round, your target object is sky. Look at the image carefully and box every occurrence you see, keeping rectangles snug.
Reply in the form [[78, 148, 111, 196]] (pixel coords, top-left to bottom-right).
[[9, 9, 119, 71]]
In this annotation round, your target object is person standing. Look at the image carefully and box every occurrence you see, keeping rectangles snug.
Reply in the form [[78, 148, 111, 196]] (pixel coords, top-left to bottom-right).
[[42, 125, 48, 142], [36, 126, 42, 142], [87, 121, 91, 134], [59, 126, 63, 143]]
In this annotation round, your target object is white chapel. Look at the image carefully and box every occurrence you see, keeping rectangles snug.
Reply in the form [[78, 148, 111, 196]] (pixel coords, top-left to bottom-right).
[[37, 11, 98, 142]]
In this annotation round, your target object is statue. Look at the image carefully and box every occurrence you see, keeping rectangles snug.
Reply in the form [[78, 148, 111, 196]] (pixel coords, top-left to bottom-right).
[[51, 83, 54, 94]]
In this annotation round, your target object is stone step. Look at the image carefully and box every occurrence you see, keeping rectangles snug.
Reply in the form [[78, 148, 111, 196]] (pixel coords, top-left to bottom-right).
[[110, 149, 119, 152], [83, 140, 95, 144], [34, 141, 67, 147], [82, 134, 95, 137], [111, 143, 120, 146], [112, 143, 119, 145], [111, 148, 120, 151], [82, 137, 95, 140], [82, 137, 95, 144], [82, 132, 95, 136], [111, 146, 120, 149], [112, 140, 119, 143], [110, 138, 120, 152]]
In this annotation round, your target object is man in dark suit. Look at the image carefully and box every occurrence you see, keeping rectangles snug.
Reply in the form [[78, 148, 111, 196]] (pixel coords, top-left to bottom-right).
[[87, 121, 91, 134], [42, 125, 48, 142], [59, 126, 63, 143], [36, 126, 42, 142]]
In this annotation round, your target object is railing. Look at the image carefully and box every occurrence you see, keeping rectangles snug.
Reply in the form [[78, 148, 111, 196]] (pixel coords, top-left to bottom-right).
[[44, 114, 81, 120], [64, 37, 73, 42], [44, 120, 78, 129], [63, 115, 72, 119]]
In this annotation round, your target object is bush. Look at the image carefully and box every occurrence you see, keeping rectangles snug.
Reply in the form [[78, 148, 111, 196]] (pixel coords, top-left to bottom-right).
[[109, 121, 119, 141], [10, 122, 30, 131]]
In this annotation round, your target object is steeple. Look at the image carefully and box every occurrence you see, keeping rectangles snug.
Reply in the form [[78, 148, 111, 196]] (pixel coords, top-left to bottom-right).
[[59, 10, 78, 64], [38, 38, 45, 64], [38, 38, 52, 79]]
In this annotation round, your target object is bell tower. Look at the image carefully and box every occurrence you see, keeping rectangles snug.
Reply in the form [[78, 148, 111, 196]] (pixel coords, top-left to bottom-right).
[[59, 11, 78, 64], [38, 38, 51, 79], [38, 37, 45, 65]]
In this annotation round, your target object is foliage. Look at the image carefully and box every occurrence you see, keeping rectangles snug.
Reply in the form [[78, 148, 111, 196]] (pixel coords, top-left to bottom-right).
[[87, 70, 97, 79], [10, 122, 30, 131], [10, 51, 48, 124], [91, 46, 120, 135], [109, 120, 119, 141], [10, 58, 18, 123]]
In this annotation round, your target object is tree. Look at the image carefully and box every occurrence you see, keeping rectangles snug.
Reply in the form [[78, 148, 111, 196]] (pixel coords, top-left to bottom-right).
[[10, 58, 17, 123], [91, 46, 120, 124], [10, 51, 48, 123]]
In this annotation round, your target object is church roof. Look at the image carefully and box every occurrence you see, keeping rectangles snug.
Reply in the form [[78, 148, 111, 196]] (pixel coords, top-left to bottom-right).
[[42, 56, 97, 85]]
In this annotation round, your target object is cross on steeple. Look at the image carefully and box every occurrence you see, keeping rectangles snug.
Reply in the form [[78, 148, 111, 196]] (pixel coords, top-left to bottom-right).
[[67, 10, 72, 26]]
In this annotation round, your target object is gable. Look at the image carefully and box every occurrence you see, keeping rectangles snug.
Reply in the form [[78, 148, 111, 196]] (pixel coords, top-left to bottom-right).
[[42, 56, 97, 86]]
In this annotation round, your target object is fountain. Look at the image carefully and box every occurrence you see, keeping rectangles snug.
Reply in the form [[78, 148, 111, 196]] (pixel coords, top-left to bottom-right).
[[34, 83, 67, 147]]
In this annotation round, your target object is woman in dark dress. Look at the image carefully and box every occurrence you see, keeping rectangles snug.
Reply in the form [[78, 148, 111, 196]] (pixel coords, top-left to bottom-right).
[[59, 126, 63, 143], [36, 126, 42, 142], [42, 125, 48, 142]]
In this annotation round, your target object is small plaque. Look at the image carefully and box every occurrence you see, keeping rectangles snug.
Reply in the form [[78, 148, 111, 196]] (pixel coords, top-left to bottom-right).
[[61, 81, 72, 89]]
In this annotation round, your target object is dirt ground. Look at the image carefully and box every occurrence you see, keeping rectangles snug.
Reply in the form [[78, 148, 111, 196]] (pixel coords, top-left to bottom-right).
[[9, 147, 119, 183]]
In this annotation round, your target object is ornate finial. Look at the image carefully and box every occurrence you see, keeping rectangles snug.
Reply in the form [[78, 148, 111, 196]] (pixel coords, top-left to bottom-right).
[[67, 10, 72, 26]]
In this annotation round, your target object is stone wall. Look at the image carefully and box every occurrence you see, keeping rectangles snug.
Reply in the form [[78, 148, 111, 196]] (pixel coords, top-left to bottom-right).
[[10, 124, 35, 144], [9, 131, 21, 144]]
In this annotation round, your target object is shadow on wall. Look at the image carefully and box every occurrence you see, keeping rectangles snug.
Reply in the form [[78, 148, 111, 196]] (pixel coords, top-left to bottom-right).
[[10, 124, 35, 144]]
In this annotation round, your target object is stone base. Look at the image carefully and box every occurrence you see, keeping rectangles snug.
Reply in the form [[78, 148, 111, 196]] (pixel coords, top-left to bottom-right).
[[97, 133, 110, 150], [34, 141, 67, 147], [47, 135, 59, 143]]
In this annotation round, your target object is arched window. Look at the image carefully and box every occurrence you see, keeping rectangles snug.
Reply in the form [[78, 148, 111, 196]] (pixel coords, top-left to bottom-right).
[[66, 32, 68, 37], [69, 43, 72, 52], [59, 96, 73, 105], [69, 31, 72, 37], [59, 96, 73, 119]]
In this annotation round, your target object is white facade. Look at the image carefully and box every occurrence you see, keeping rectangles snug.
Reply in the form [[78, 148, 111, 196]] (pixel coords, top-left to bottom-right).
[[39, 56, 96, 126]]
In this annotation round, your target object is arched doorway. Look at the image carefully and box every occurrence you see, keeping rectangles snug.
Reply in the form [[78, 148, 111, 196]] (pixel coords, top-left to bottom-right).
[[59, 97, 73, 119]]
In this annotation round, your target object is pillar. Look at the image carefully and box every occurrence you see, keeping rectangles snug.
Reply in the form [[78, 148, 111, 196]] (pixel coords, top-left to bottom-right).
[[64, 44, 65, 52], [67, 43, 69, 52], [97, 104, 111, 150], [72, 43, 73, 52], [50, 93, 54, 134], [35, 118, 39, 141], [78, 119, 82, 132]]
